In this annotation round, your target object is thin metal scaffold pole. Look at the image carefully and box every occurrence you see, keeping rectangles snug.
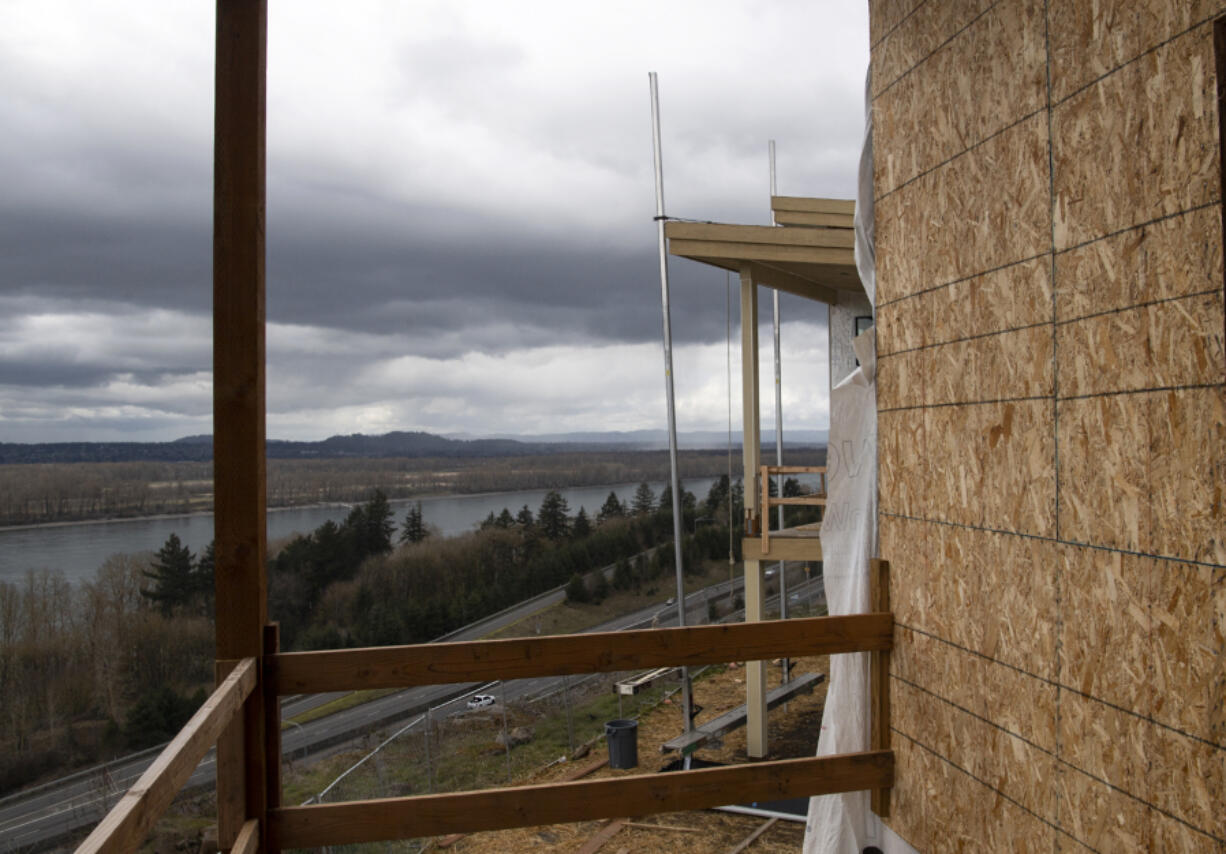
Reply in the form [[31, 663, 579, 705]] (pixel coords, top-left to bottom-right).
[[649, 71, 694, 732], [769, 141, 789, 685]]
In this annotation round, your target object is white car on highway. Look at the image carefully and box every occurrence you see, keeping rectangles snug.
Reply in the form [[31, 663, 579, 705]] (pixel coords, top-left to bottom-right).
[[466, 694, 496, 710]]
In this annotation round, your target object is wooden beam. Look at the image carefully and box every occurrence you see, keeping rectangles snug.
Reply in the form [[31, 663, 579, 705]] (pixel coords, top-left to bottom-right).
[[770, 196, 856, 215], [744, 262, 839, 305], [272, 615, 892, 694], [232, 819, 260, 854], [575, 819, 628, 854], [773, 210, 854, 228], [742, 536, 823, 563], [665, 221, 854, 249], [668, 238, 853, 268], [75, 659, 257, 854], [871, 560, 893, 818], [213, 0, 269, 846], [268, 752, 894, 847], [727, 817, 778, 854], [740, 265, 766, 759]]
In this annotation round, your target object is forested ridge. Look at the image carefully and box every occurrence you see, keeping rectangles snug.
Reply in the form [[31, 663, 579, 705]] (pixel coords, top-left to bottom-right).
[[0, 478, 753, 795]]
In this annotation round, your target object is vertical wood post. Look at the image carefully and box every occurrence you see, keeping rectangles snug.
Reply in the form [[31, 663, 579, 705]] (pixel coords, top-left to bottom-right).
[[214, 0, 268, 846], [870, 559, 892, 816], [740, 265, 767, 758]]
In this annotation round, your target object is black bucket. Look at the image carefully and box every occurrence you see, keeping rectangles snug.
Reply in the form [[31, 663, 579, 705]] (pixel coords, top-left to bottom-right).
[[604, 718, 638, 769]]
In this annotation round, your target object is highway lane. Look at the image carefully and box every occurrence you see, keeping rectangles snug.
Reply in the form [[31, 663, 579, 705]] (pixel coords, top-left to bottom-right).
[[1, 567, 820, 851]]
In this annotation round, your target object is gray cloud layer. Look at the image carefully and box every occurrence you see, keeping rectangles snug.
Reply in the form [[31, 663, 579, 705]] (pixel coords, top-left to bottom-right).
[[0, 1, 867, 441]]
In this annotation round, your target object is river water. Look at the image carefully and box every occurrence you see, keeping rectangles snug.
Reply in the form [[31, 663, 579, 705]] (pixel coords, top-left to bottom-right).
[[0, 477, 719, 585]]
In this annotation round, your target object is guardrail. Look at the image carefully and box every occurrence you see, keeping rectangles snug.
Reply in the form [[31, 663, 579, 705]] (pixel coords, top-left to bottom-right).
[[77, 561, 891, 852]]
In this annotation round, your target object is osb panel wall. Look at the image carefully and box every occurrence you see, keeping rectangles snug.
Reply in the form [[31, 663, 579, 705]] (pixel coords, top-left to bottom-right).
[[871, 1, 1226, 851]]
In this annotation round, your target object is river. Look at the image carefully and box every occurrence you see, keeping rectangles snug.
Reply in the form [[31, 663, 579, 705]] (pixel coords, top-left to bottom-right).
[[0, 477, 720, 585]]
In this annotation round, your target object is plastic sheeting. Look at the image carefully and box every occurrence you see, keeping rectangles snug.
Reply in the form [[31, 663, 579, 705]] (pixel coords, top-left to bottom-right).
[[803, 329, 879, 854], [803, 66, 917, 854]]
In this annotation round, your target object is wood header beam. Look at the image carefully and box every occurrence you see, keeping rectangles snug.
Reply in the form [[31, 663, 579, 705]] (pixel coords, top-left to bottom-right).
[[742, 536, 823, 562], [770, 196, 855, 215], [268, 751, 894, 847], [75, 659, 257, 854], [272, 615, 892, 694], [665, 221, 854, 249], [774, 210, 854, 228]]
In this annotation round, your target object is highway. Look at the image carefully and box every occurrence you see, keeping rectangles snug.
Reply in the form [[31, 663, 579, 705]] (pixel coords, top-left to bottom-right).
[[0, 567, 821, 851]]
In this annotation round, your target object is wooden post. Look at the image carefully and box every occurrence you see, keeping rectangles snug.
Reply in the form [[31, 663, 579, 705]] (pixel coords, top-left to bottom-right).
[[214, 0, 269, 846], [740, 265, 767, 758], [870, 559, 892, 816]]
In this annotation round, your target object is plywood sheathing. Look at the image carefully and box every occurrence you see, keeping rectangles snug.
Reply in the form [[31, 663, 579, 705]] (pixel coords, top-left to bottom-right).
[[1056, 764, 1152, 852], [1150, 386, 1226, 567], [1146, 717, 1226, 842], [1047, 0, 1226, 103], [1057, 395, 1151, 552], [1057, 294, 1226, 398], [923, 400, 1055, 537], [870, 0, 994, 99], [875, 114, 1050, 303], [868, 0, 924, 47], [873, 0, 1046, 197], [1052, 23, 1219, 251], [1151, 560, 1226, 742], [877, 257, 1053, 357], [1055, 205, 1223, 322]]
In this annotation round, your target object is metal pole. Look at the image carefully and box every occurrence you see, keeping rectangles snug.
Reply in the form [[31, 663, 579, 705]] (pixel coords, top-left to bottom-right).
[[563, 673, 575, 755], [499, 682, 512, 783], [649, 71, 694, 732], [769, 140, 789, 684], [423, 707, 433, 793]]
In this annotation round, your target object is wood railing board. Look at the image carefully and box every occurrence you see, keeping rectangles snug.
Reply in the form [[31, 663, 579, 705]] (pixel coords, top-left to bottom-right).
[[268, 751, 894, 847], [272, 615, 893, 694], [232, 819, 260, 854], [75, 658, 257, 854]]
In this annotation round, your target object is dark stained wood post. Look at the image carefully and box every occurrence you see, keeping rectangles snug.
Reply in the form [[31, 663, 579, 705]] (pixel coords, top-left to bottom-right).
[[213, 0, 269, 847]]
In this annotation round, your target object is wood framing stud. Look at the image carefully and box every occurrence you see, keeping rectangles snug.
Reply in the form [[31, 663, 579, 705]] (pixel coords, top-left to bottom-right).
[[75, 659, 257, 854], [268, 751, 894, 847], [870, 559, 892, 817], [272, 615, 893, 694]]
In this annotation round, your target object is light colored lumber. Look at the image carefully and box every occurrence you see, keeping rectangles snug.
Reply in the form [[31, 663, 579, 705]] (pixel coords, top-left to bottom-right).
[[575, 819, 628, 854], [763, 465, 826, 474], [768, 496, 828, 507], [773, 210, 854, 228], [770, 196, 856, 215], [740, 265, 767, 758], [272, 615, 892, 694], [871, 559, 892, 818], [727, 817, 779, 853], [668, 238, 853, 268], [231, 819, 260, 854], [75, 658, 257, 854], [213, 0, 270, 845], [663, 673, 824, 754], [665, 221, 854, 249], [268, 752, 894, 847], [742, 536, 823, 562]]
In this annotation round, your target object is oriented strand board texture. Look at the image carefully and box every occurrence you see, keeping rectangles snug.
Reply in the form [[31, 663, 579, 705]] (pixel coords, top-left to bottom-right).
[[871, 2, 1226, 850]]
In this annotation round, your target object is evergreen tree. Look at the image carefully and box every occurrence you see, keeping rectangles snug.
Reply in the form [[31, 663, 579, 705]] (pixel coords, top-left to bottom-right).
[[537, 490, 570, 540], [195, 540, 215, 616], [597, 491, 624, 524], [496, 508, 515, 528], [516, 504, 535, 528], [564, 572, 589, 604], [572, 506, 591, 539], [400, 500, 428, 544], [480, 511, 498, 530], [705, 475, 730, 513], [632, 482, 655, 515], [142, 533, 196, 617], [346, 490, 395, 558]]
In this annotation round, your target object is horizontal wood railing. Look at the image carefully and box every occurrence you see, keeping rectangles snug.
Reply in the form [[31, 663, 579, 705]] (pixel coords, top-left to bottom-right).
[[75, 658, 258, 854], [269, 751, 893, 847], [271, 613, 892, 694], [759, 464, 826, 550]]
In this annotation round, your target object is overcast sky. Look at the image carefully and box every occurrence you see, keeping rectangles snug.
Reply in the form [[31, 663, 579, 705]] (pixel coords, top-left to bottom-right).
[[0, 1, 869, 443]]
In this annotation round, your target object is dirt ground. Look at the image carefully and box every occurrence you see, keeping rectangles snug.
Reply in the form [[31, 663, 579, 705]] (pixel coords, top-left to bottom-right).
[[436, 654, 830, 853]]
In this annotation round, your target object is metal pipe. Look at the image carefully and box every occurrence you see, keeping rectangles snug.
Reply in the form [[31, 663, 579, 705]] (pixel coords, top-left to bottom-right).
[[649, 71, 693, 732]]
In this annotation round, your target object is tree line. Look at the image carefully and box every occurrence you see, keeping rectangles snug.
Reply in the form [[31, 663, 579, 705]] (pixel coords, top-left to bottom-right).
[[0, 473, 776, 794]]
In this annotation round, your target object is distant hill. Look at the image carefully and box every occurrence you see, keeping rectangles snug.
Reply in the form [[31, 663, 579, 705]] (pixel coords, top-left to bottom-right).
[[443, 428, 829, 450], [0, 428, 827, 465]]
